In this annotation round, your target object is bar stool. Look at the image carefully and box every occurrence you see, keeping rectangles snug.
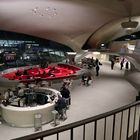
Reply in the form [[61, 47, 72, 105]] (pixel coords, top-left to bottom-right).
[[61, 108, 67, 120], [51, 110, 59, 127], [34, 113, 42, 131]]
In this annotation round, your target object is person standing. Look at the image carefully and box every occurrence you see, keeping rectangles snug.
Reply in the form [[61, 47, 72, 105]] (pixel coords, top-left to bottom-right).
[[125, 61, 129, 70], [60, 85, 71, 107], [96, 65, 100, 76], [111, 58, 115, 70], [95, 58, 99, 66], [95, 58, 102, 76], [55, 95, 67, 119], [120, 58, 125, 70]]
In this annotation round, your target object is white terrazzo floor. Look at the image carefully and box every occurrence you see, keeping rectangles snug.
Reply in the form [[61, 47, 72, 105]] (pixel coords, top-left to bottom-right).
[[0, 61, 138, 140]]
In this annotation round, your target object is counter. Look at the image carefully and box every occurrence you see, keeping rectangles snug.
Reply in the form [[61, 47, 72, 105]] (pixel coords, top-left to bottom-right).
[[1, 88, 60, 127]]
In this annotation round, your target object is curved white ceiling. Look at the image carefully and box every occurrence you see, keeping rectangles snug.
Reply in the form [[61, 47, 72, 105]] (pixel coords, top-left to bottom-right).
[[0, 0, 140, 51], [88, 16, 140, 48]]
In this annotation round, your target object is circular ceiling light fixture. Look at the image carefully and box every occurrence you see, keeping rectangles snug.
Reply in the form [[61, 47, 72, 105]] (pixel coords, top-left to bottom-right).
[[121, 17, 139, 35], [121, 19, 139, 30], [119, 0, 139, 31]]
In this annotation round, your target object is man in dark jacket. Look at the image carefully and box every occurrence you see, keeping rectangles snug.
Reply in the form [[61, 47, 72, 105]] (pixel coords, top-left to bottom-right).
[[60, 86, 71, 106], [60, 86, 70, 98], [55, 96, 67, 119]]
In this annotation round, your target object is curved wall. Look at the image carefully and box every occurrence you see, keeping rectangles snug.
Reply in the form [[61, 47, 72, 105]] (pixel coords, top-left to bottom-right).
[[124, 56, 140, 92], [1, 103, 55, 127], [1, 87, 60, 127], [124, 53, 140, 92]]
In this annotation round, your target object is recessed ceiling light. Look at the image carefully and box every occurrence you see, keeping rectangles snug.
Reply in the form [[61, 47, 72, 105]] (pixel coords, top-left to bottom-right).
[[31, 7, 58, 18], [125, 38, 130, 41], [131, 34, 136, 37]]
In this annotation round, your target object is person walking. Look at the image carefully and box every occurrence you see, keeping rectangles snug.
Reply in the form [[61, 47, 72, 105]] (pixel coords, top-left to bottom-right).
[[96, 65, 100, 76]]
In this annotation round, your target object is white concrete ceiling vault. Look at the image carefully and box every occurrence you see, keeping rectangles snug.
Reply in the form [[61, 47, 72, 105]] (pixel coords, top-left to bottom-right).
[[0, 0, 140, 52]]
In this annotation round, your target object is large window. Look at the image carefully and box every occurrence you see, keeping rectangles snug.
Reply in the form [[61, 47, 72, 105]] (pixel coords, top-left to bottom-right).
[[0, 30, 74, 70]]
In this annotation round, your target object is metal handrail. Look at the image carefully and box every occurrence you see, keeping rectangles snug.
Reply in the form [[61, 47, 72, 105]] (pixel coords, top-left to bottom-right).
[[13, 100, 140, 140]]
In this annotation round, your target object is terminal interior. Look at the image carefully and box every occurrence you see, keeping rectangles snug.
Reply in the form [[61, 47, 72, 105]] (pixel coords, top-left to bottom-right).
[[0, 61, 138, 140], [0, 0, 140, 140]]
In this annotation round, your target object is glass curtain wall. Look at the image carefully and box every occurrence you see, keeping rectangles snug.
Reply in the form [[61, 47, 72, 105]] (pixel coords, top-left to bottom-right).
[[0, 30, 74, 70]]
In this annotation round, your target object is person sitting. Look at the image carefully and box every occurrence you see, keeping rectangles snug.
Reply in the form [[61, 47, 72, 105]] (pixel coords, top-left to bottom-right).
[[40, 63, 44, 69], [47, 67, 55, 77], [3, 89, 13, 106], [17, 87, 26, 107], [17, 87, 25, 98], [42, 71, 47, 78], [15, 70, 21, 76], [23, 69, 28, 75], [0, 93, 4, 104], [4, 89, 14, 99]]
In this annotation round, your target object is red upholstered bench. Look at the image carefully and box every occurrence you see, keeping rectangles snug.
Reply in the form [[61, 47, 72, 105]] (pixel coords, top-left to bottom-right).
[[21, 75, 27, 80]]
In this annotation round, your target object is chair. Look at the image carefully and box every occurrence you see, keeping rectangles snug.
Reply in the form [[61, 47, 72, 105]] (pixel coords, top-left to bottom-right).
[[51, 110, 60, 126], [61, 108, 67, 120]]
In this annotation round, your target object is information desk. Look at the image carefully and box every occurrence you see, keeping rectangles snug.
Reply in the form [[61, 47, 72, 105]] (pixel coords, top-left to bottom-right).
[[1, 88, 60, 127]]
